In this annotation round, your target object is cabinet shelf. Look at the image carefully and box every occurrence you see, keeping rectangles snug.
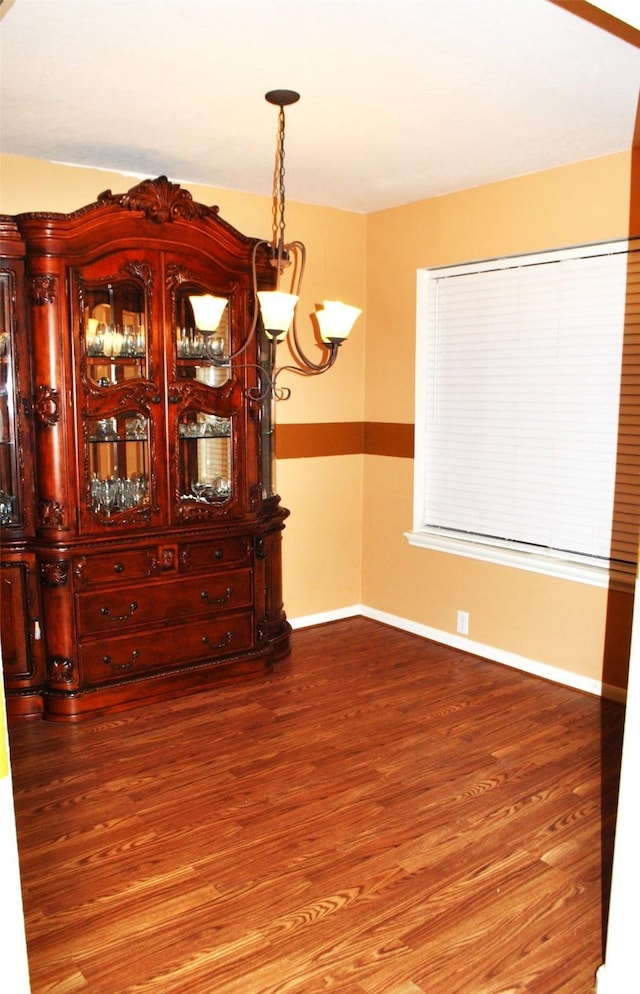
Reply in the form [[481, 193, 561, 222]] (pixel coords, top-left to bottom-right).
[[87, 351, 145, 361], [89, 434, 149, 443], [178, 425, 230, 439]]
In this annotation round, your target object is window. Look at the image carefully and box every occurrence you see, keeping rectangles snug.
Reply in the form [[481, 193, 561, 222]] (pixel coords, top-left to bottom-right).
[[408, 239, 640, 587]]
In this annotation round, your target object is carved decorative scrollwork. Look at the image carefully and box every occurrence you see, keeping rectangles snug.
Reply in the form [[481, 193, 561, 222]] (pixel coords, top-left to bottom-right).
[[40, 559, 69, 587], [96, 506, 152, 527], [97, 176, 220, 225], [123, 260, 153, 286], [48, 656, 74, 684], [28, 274, 56, 305], [249, 484, 263, 510], [81, 380, 152, 408], [144, 548, 165, 575], [166, 262, 199, 290], [39, 500, 64, 529], [73, 556, 88, 584], [33, 384, 60, 427], [119, 383, 152, 409], [165, 261, 237, 301]]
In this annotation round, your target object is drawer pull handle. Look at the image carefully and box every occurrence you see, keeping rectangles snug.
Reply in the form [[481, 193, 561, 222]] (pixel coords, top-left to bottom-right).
[[202, 631, 233, 649], [113, 562, 124, 573], [103, 649, 140, 671], [201, 587, 233, 604], [214, 549, 223, 560], [100, 601, 138, 622]]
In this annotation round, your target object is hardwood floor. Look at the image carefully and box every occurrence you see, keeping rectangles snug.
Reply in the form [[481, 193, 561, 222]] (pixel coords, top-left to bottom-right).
[[7, 617, 625, 994]]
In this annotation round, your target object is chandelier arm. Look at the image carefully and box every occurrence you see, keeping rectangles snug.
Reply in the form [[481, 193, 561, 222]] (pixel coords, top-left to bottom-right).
[[285, 239, 306, 293], [288, 333, 339, 373], [214, 240, 265, 369], [243, 363, 292, 403], [289, 320, 337, 373], [282, 240, 339, 373], [273, 349, 339, 385]]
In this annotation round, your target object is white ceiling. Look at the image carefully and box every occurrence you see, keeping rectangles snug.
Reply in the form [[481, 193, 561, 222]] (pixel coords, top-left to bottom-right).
[[1, 0, 639, 213]]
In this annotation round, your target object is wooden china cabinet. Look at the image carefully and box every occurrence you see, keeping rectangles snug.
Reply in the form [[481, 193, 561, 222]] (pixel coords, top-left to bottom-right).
[[0, 177, 290, 721], [1, 217, 46, 716]]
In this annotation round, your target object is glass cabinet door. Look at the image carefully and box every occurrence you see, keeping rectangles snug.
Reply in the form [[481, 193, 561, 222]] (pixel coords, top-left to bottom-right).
[[83, 278, 147, 386], [87, 411, 150, 518], [78, 272, 154, 527], [0, 273, 19, 527], [174, 290, 235, 510], [179, 410, 232, 504]]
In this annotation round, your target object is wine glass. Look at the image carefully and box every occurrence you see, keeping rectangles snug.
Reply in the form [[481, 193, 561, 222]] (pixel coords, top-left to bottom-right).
[[191, 480, 206, 501], [102, 477, 118, 516]]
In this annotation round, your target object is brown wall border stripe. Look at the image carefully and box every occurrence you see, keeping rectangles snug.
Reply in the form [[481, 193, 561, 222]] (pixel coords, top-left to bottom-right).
[[364, 422, 414, 458], [275, 422, 414, 459]]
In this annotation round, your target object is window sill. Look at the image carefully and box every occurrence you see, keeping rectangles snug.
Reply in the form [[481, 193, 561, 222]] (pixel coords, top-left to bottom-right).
[[405, 529, 635, 590]]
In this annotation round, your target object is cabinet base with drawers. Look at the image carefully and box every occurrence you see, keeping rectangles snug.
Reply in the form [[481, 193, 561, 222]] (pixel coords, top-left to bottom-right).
[[35, 505, 290, 721]]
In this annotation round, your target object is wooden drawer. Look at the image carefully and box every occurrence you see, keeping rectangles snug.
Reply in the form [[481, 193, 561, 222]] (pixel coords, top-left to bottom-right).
[[72, 545, 170, 587], [179, 535, 252, 574], [79, 610, 255, 686], [76, 568, 253, 636]]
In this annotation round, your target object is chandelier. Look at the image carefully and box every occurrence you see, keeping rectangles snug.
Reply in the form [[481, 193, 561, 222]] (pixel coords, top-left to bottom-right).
[[189, 90, 361, 401]]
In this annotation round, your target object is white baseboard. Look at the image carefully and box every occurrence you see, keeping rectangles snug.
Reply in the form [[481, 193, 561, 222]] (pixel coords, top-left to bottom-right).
[[289, 604, 363, 631], [289, 604, 626, 703]]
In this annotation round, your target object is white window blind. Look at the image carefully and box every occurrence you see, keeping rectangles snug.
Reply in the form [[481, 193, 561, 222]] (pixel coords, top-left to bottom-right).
[[411, 240, 640, 584]]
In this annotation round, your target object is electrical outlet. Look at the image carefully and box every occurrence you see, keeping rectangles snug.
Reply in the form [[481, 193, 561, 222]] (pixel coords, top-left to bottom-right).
[[456, 610, 469, 636]]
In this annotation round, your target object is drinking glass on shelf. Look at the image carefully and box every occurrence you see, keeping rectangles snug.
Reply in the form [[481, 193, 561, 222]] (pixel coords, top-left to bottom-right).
[[102, 477, 118, 516], [122, 325, 137, 357], [0, 489, 16, 524], [191, 480, 206, 501], [134, 475, 148, 503], [88, 322, 106, 356]]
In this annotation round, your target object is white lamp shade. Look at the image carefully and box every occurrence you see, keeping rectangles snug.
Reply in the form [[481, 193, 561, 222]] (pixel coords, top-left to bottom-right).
[[316, 300, 362, 343], [257, 290, 299, 339], [189, 294, 228, 332]]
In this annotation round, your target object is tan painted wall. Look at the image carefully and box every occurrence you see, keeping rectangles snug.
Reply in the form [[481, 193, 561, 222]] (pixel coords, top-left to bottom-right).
[[2, 151, 635, 688], [363, 152, 635, 688]]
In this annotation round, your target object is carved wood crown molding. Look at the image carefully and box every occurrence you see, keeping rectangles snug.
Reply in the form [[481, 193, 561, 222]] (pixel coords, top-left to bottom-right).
[[166, 262, 238, 295], [97, 176, 220, 225]]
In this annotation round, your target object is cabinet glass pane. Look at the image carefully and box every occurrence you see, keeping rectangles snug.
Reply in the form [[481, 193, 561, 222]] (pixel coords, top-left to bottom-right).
[[0, 274, 19, 525], [87, 413, 149, 518], [176, 291, 230, 386], [179, 412, 232, 503], [83, 281, 147, 384]]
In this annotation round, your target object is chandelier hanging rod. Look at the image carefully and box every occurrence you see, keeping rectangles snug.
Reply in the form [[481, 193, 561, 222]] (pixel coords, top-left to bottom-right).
[[187, 89, 361, 402]]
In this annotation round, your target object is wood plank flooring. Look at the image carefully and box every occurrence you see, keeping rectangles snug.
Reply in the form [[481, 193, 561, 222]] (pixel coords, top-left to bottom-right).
[[7, 617, 625, 994]]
